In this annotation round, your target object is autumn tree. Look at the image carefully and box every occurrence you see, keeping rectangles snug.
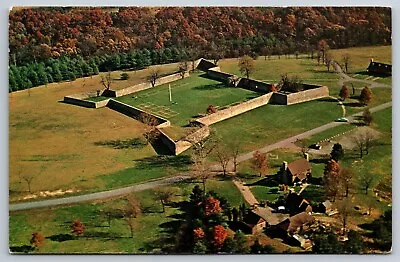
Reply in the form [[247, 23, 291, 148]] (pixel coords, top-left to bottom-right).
[[204, 196, 223, 216], [212, 225, 228, 250], [359, 172, 375, 195], [154, 187, 174, 213], [230, 141, 241, 173], [343, 54, 350, 73], [100, 71, 112, 90], [353, 130, 376, 158], [339, 167, 354, 197], [138, 113, 159, 143], [193, 227, 205, 242], [178, 61, 189, 79], [323, 159, 341, 201], [206, 104, 217, 114], [30, 232, 45, 250], [337, 198, 353, 233], [124, 196, 141, 239], [238, 55, 255, 79], [21, 174, 34, 193], [71, 220, 86, 236], [339, 85, 350, 101], [251, 151, 268, 177], [325, 52, 333, 72], [147, 68, 160, 87], [363, 108, 373, 126], [359, 87, 372, 105], [190, 136, 216, 192], [317, 39, 330, 63], [215, 144, 231, 177]]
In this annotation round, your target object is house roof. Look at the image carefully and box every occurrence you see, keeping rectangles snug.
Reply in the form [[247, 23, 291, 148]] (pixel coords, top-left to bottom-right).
[[285, 192, 310, 213], [287, 159, 311, 180], [243, 210, 266, 228], [252, 207, 289, 226], [367, 61, 392, 76], [286, 212, 315, 233]]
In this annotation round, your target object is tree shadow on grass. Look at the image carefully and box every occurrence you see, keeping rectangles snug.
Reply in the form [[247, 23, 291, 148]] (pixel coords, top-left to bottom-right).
[[9, 245, 34, 253], [318, 97, 340, 103], [344, 102, 363, 108], [46, 233, 76, 242], [133, 155, 192, 169], [246, 174, 280, 187], [94, 138, 146, 149], [192, 83, 229, 91], [300, 185, 325, 204]]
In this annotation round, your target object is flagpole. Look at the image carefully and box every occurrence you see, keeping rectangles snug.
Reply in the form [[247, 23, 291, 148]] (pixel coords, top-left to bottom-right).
[[169, 84, 172, 102]]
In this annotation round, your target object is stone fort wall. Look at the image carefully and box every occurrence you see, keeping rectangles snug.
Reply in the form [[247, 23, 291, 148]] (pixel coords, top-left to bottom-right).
[[195, 93, 274, 126]]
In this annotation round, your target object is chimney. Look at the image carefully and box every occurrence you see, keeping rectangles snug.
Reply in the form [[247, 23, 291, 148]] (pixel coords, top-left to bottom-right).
[[282, 161, 288, 171], [303, 153, 309, 161], [370, 58, 374, 63]]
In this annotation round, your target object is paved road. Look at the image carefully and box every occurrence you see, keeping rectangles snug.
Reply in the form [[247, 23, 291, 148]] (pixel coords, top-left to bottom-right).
[[9, 175, 190, 212], [10, 101, 391, 212]]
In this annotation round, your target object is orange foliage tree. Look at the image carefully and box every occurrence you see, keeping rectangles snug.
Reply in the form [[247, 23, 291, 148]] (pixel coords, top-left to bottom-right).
[[71, 220, 86, 236], [204, 196, 222, 216], [30, 232, 45, 249], [193, 227, 205, 241], [212, 225, 228, 249], [251, 151, 268, 177]]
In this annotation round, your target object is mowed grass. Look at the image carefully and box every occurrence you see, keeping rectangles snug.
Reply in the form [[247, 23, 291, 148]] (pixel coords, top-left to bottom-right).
[[115, 73, 259, 126], [9, 46, 391, 203], [9, 178, 244, 254], [9, 188, 182, 254], [329, 45, 392, 74], [219, 56, 339, 83], [301, 107, 392, 207], [9, 75, 159, 201], [211, 99, 342, 153], [104, 63, 181, 91]]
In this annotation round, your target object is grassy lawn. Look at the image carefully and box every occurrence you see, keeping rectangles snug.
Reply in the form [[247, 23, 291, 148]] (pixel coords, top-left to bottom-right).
[[9, 177, 245, 254], [115, 73, 259, 127], [328, 45, 391, 74], [300, 107, 392, 207], [9, 45, 391, 203], [212, 98, 342, 153], [9, 188, 184, 254], [85, 96, 109, 102], [219, 57, 339, 83]]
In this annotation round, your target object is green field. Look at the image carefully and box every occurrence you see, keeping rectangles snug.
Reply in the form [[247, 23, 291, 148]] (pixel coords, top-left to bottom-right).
[[9, 178, 244, 254], [211, 99, 343, 153], [115, 73, 259, 127]]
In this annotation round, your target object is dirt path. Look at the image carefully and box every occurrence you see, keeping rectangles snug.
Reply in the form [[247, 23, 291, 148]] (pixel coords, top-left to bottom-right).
[[232, 179, 259, 205]]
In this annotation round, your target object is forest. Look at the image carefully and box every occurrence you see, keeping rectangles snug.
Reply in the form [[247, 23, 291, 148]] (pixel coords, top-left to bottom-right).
[[8, 7, 391, 92]]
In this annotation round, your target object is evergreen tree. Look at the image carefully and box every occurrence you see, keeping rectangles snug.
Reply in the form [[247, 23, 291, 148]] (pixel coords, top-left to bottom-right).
[[27, 67, 39, 87], [36, 64, 49, 85], [344, 230, 364, 254], [313, 232, 343, 254], [9, 69, 17, 91], [330, 143, 344, 162]]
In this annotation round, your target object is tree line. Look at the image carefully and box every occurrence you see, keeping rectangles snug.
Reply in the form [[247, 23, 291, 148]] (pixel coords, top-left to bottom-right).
[[8, 47, 192, 92], [10, 7, 391, 66]]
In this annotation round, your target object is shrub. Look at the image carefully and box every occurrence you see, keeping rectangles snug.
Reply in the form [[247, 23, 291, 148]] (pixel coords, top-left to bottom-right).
[[120, 72, 129, 80]]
